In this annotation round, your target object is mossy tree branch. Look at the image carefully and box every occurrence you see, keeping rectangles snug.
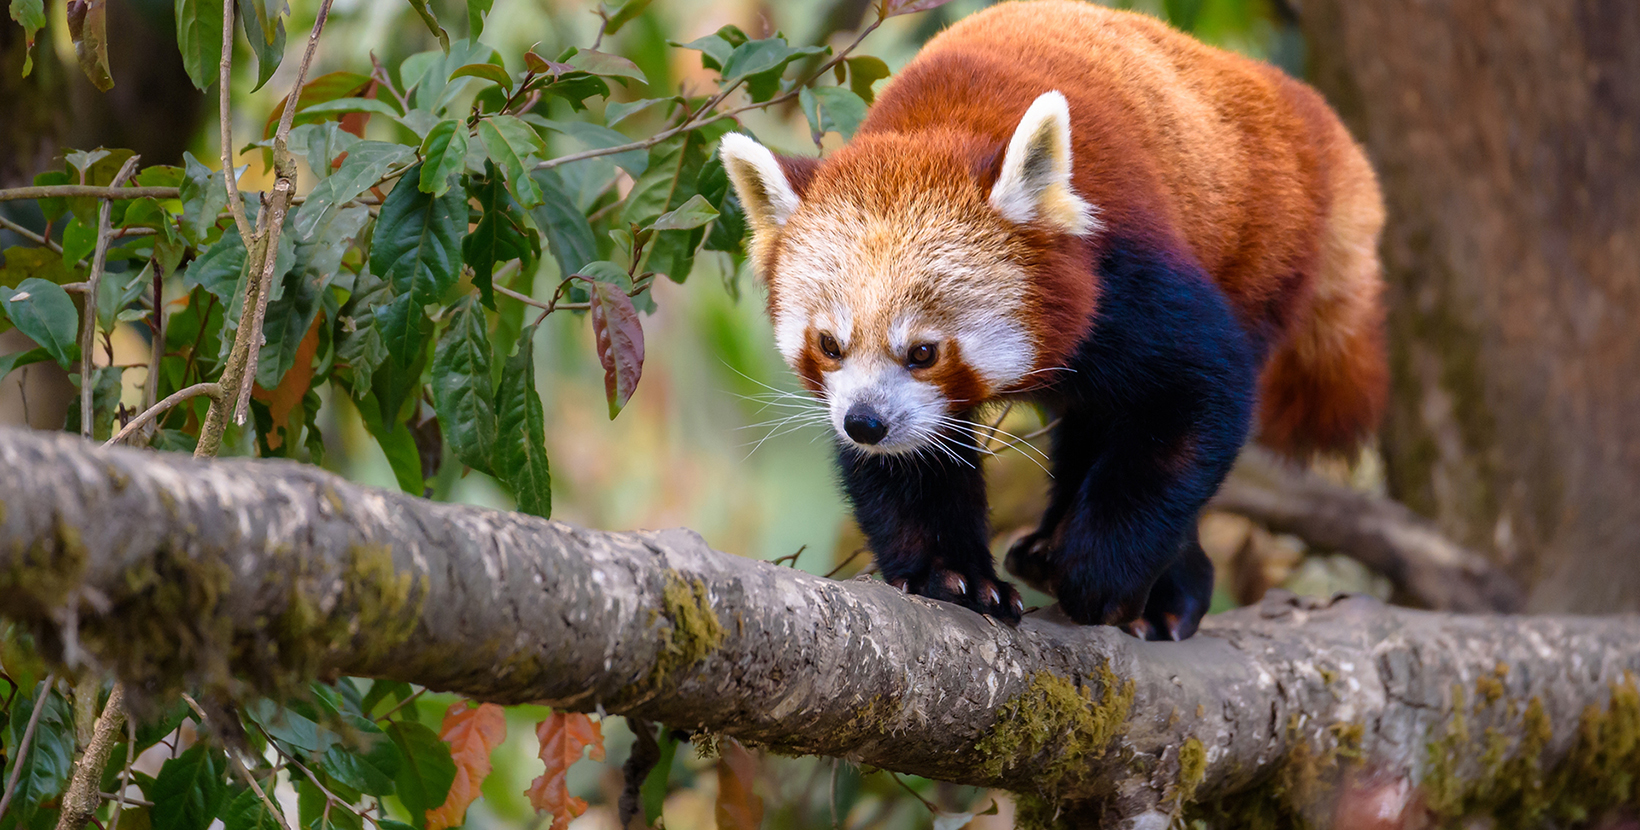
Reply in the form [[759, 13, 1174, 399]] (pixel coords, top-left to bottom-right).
[[1, 427, 1638, 828]]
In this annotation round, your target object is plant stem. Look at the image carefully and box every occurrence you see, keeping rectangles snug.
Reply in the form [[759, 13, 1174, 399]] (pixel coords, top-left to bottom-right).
[[105, 383, 224, 447], [80, 156, 141, 438]]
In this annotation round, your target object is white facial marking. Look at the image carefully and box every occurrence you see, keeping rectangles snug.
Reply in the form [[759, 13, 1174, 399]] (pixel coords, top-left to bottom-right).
[[824, 352, 948, 455], [989, 91, 1100, 236]]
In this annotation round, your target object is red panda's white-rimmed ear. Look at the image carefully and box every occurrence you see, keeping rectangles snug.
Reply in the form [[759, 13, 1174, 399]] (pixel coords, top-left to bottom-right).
[[719, 133, 802, 233], [989, 91, 1099, 236]]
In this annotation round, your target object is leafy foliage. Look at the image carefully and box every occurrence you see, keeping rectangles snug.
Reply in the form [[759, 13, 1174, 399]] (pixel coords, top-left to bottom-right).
[[0, 0, 1041, 825]]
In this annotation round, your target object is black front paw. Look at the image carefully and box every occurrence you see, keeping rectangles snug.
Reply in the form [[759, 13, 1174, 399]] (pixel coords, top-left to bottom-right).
[[1055, 579, 1151, 630], [897, 562, 1024, 624]]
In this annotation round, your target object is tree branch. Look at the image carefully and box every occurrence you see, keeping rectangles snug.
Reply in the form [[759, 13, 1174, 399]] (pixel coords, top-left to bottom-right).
[[104, 383, 224, 447], [1, 428, 1638, 825], [1212, 447, 1525, 613], [0, 186, 179, 203], [219, 0, 252, 242]]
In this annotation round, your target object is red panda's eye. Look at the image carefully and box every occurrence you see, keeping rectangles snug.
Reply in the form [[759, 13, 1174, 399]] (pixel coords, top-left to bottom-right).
[[907, 343, 938, 369], [819, 333, 842, 359]]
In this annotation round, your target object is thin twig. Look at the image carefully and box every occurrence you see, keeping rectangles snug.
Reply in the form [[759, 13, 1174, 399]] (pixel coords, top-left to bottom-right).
[[373, 687, 426, 723], [980, 402, 1015, 452], [258, 725, 377, 828], [823, 547, 870, 580], [105, 717, 135, 830], [220, 0, 252, 241], [492, 282, 548, 311], [180, 696, 294, 830], [0, 674, 57, 824], [885, 771, 939, 812], [81, 156, 141, 438], [54, 684, 127, 830], [104, 383, 224, 447], [98, 793, 151, 809], [770, 545, 807, 567], [0, 215, 62, 252], [0, 186, 178, 203]]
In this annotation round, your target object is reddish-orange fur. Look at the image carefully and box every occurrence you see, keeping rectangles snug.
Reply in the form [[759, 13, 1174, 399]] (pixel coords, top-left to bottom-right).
[[799, 0, 1387, 455]]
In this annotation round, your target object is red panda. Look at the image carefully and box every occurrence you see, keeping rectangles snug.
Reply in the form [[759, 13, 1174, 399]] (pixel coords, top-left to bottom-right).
[[719, 0, 1387, 639]]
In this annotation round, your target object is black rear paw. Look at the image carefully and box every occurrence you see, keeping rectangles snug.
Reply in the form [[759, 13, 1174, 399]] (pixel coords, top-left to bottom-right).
[[1004, 531, 1058, 596], [913, 565, 1023, 624]]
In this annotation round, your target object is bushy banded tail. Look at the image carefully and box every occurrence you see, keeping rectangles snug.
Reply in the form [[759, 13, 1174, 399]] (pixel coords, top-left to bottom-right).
[[1257, 125, 1389, 458]]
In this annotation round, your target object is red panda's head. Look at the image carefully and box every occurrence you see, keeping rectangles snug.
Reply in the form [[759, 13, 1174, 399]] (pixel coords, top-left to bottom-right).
[[720, 91, 1098, 455]]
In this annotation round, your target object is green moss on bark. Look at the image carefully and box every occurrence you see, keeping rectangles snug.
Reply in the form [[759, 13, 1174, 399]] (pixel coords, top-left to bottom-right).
[[975, 661, 1135, 797], [645, 571, 725, 689]]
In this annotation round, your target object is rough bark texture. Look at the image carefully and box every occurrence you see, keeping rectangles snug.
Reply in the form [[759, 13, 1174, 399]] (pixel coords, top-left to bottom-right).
[[2, 427, 1640, 828], [1300, 1, 1640, 614]]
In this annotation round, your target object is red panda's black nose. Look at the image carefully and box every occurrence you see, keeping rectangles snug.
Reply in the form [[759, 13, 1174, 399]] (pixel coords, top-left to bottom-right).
[[844, 404, 889, 445]]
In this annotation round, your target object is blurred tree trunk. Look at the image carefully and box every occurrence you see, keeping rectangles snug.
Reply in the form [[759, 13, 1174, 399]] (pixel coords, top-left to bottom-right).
[[1301, 1, 1640, 613]]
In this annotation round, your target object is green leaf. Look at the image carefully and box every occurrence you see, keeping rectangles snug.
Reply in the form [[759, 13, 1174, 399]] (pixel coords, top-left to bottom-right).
[[467, 0, 492, 38], [355, 387, 424, 494], [8, 0, 45, 76], [179, 151, 229, 245], [697, 152, 746, 253], [720, 38, 827, 101], [402, 40, 495, 114], [463, 164, 538, 307], [0, 347, 50, 381], [183, 224, 248, 306], [673, 25, 747, 73], [59, 216, 96, 265], [66, 0, 112, 90], [527, 117, 647, 177], [810, 87, 868, 139], [475, 115, 546, 207], [568, 49, 646, 84], [386, 721, 455, 829], [245, 698, 328, 754], [590, 281, 644, 418], [220, 787, 281, 830], [576, 260, 631, 290], [150, 743, 228, 830], [431, 297, 497, 474], [604, 97, 671, 128], [320, 717, 401, 797], [418, 120, 468, 196], [404, 0, 450, 50], [258, 204, 369, 388], [370, 164, 466, 364], [449, 62, 512, 93], [600, 0, 652, 36], [335, 270, 391, 397], [1, 683, 73, 825], [173, 0, 224, 91], [263, 71, 372, 141], [648, 193, 719, 231], [97, 262, 151, 333], [289, 123, 361, 182], [527, 168, 597, 279], [300, 97, 403, 118], [237, 0, 287, 91], [293, 141, 414, 240], [494, 327, 551, 517], [1, 279, 78, 367], [845, 55, 890, 103]]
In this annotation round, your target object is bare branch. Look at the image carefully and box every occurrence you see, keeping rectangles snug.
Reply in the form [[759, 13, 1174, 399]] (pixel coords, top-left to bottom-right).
[[0, 215, 62, 252], [104, 383, 225, 447], [1, 427, 1637, 825], [54, 684, 125, 830], [1212, 447, 1524, 613], [80, 155, 141, 438], [220, 0, 252, 241], [0, 186, 179, 203]]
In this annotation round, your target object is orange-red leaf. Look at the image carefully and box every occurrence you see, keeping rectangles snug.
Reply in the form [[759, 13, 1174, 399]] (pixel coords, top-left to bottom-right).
[[426, 701, 508, 830], [589, 281, 644, 419], [715, 738, 763, 830], [525, 713, 605, 830], [251, 314, 322, 450]]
